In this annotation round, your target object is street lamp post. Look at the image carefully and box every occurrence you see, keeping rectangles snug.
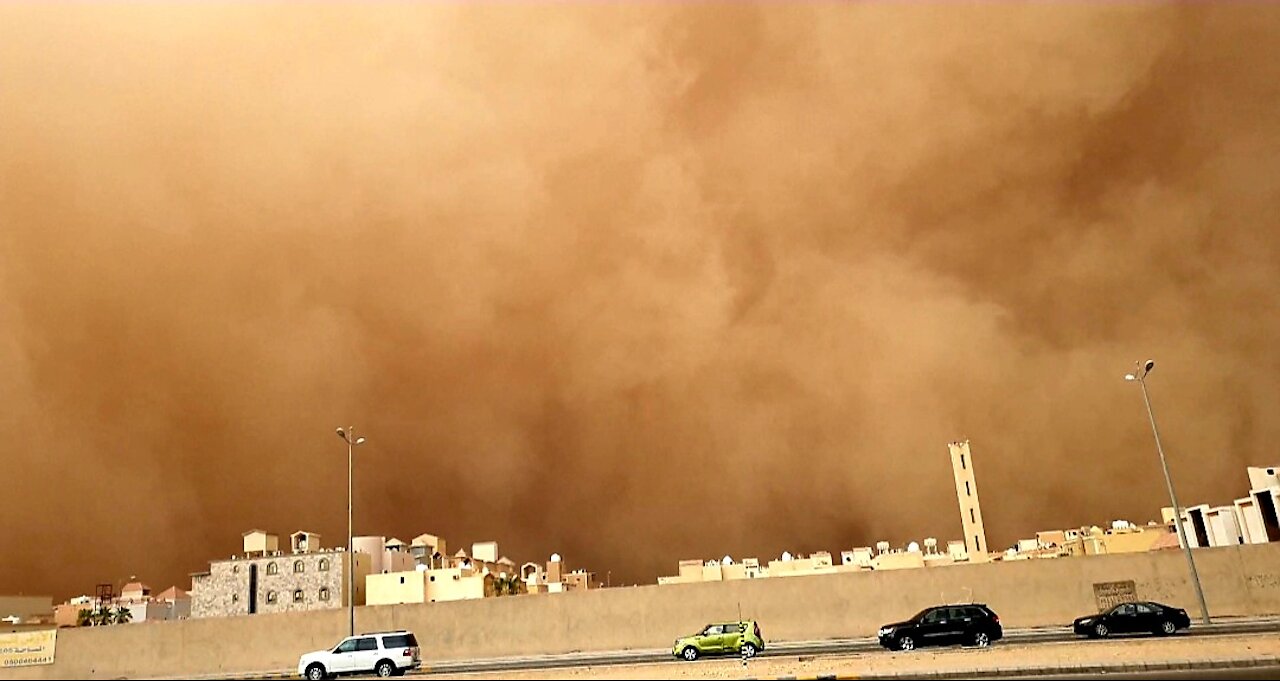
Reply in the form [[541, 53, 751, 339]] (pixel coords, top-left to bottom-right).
[[336, 426, 366, 637], [1124, 360, 1210, 625]]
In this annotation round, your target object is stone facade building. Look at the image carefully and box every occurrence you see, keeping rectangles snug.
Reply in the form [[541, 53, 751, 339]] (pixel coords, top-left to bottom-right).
[[190, 531, 370, 619]]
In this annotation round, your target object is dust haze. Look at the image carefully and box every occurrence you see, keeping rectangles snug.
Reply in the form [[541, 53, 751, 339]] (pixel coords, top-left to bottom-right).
[[1, 2, 1279, 598]]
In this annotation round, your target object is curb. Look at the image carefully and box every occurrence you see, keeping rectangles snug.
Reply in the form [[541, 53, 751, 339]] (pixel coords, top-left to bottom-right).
[[745, 655, 1280, 680]]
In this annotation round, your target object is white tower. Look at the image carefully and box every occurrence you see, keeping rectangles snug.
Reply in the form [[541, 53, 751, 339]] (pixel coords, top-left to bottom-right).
[[949, 440, 989, 563]]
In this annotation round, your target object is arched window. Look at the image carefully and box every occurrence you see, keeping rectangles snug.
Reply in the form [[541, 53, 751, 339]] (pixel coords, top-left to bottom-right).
[[266, 562, 278, 576], [232, 565, 240, 574], [293, 589, 304, 603], [318, 558, 330, 572], [319, 588, 330, 602], [293, 560, 305, 574], [266, 591, 277, 604]]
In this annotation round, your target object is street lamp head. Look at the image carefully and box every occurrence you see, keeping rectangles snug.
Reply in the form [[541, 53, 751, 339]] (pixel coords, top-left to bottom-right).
[[355, 436, 366, 445], [1145, 359, 1155, 373], [336, 427, 346, 439], [1124, 374, 1136, 381]]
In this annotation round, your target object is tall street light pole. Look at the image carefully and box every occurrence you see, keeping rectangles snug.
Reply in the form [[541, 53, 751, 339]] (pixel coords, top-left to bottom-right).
[[336, 426, 366, 637], [1124, 360, 1210, 625]]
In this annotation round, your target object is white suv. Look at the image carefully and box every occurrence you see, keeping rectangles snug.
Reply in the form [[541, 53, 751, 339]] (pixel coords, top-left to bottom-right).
[[297, 630, 421, 679]]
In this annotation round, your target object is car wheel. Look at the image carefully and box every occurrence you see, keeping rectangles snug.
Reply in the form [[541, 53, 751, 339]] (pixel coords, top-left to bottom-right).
[[972, 631, 990, 648], [376, 660, 396, 678], [305, 663, 326, 681], [681, 646, 699, 661], [741, 642, 758, 658], [1094, 623, 1109, 639], [1159, 620, 1177, 636], [897, 636, 915, 652]]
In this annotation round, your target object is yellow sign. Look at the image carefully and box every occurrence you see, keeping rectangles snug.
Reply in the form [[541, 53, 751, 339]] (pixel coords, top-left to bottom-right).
[[0, 629, 57, 668]]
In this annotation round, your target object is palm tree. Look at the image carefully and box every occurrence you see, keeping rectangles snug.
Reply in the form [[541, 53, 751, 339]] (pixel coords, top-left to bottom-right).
[[91, 608, 112, 627], [76, 609, 93, 627], [495, 576, 523, 596], [111, 606, 133, 625]]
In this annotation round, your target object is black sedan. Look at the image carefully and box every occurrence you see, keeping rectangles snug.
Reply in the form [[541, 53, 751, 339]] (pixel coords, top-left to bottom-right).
[[1073, 601, 1191, 638]]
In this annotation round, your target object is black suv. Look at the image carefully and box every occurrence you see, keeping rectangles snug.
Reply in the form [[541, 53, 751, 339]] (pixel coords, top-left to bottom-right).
[[878, 604, 1003, 651]]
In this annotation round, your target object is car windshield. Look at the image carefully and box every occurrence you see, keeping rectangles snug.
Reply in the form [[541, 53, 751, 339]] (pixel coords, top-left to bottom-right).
[[909, 608, 933, 622], [333, 639, 358, 653]]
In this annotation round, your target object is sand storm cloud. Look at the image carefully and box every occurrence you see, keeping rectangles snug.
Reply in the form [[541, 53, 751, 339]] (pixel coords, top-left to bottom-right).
[[1, 2, 1279, 596]]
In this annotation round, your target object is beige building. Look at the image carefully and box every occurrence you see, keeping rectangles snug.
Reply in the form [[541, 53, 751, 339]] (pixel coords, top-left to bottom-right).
[[471, 541, 498, 564], [351, 536, 416, 575], [1024, 521, 1174, 558], [51, 583, 189, 626], [871, 550, 926, 571], [410, 533, 447, 568], [1238, 466, 1280, 544], [291, 531, 321, 554], [190, 530, 371, 619], [518, 553, 598, 593], [155, 586, 191, 620], [366, 565, 504, 605], [118, 581, 151, 603], [242, 530, 280, 556], [949, 440, 989, 563]]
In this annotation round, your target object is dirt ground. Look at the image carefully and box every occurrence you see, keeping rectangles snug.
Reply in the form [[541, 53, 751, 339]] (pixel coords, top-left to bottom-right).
[[432, 633, 1280, 680]]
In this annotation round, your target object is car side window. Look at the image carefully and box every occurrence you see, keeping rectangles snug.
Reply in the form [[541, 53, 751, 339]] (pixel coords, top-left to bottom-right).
[[1115, 604, 1136, 616], [923, 609, 943, 623], [335, 639, 358, 654], [723, 624, 741, 635], [950, 607, 971, 620], [1135, 604, 1156, 615], [356, 637, 378, 652], [704, 625, 723, 636]]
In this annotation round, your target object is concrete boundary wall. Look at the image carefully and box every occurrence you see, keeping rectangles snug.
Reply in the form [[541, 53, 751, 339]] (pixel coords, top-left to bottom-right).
[[3, 543, 1279, 679]]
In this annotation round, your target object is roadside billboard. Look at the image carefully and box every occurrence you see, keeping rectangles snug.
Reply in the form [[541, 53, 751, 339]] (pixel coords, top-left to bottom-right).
[[0, 629, 57, 668]]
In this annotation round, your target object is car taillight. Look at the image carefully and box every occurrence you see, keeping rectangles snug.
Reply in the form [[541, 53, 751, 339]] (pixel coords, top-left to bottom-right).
[[993, 615, 1000, 624], [403, 648, 412, 656]]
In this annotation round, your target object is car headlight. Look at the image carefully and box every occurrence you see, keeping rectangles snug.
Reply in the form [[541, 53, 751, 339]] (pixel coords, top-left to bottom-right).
[[878, 627, 892, 636]]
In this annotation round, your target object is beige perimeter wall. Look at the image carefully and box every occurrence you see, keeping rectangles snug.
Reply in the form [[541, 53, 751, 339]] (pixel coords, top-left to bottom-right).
[[4, 543, 1279, 680]]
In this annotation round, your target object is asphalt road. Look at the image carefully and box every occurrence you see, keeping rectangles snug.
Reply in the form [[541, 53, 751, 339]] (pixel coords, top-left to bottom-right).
[[418, 618, 1280, 676], [1010, 665, 1280, 680], [226, 619, 1279, 680]]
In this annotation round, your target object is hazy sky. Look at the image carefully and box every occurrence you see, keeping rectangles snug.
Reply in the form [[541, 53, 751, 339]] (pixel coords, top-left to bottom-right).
[[1, 2, 1278, 599]]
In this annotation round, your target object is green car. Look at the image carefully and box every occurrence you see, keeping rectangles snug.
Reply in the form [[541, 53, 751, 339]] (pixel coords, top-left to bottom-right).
[[673, 620, 765, 661]]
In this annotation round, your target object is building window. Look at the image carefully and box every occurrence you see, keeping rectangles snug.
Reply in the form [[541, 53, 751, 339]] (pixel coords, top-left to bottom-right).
[[232, 593, 239, 603], [970, 508, 976, 523], [319, 558, 330, 572], [974, 536, 980, 551], [266, 562, 279, 576], [233, 565, 240, 574], [293, 589, 304, 603], [400, 576, 406, 584], [960, 454, 966, 470], [266, 591, 278, 604], [294, 560, 305, 574], [429, 575, 435, 582], [319, 588, 330, 601], [965, 481, 971, 496]]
